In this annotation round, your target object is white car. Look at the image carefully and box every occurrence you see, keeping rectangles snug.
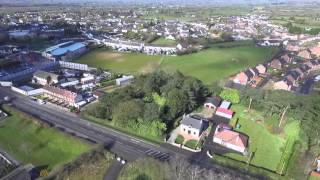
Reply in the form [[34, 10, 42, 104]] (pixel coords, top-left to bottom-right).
[[116, 157, 121, 162], [315, 75, 320, 81], [116, 156, 126, 164]]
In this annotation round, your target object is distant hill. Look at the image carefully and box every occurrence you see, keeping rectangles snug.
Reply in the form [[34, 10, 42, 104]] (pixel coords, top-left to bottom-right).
[[0, 0, 316, 6]]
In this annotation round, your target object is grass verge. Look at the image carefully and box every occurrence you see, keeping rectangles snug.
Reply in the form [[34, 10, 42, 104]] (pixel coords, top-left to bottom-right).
[[0, 105, 91, 171]]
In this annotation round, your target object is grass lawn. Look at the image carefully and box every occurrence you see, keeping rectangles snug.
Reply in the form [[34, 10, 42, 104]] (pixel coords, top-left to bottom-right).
[[0, 105, 91, 171], [76, 42, 278, 84], [118, 158, 170, 180], [175, 135, 184, 144], [227, 105, 300, 172], [160, 44, 278, 84], [184, 139, 198, 149], [76, 48, 163, 74], [151, 37, 177, 46]]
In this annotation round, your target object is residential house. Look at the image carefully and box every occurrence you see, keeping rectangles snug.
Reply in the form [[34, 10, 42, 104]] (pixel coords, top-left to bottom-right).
[[204, 96, 221, 111], [255, 64, 267, 74], [273, 79, 293, 91], [116, 75, 134, 86], [33, 70, 60, 85], [286, 44, 300, 52], [297, 49, 312, 60], [233, 72, 249, 85], [280, 54, 292, 64], [310, 46, 320, 57], [270, 59, 284, 70], [42, 85, 83, 107], [213, 124, 248, 154], [180, 114, 206, 139]]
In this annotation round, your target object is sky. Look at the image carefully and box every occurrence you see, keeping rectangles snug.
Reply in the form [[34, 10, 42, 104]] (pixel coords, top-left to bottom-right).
[[0, 0, 317, 5]]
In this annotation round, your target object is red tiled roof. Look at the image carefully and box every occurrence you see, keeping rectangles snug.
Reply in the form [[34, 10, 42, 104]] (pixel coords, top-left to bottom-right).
[[311, 171, 320, 177], [214, 126, 247, 148], [216, 107, 233, 115], [43, 85, 77, 100]]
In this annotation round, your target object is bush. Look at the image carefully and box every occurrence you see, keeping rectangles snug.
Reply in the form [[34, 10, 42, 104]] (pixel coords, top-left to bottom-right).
[[100, 80, 116, 87], [184, 140, 198, 149], [219, 88, 240, 104], [175, 135, 184, 144]]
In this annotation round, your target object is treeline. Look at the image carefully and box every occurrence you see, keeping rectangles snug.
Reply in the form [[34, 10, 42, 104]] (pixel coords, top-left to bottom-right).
[[87, 71, 209, 138], [285, 22, 320, 35]]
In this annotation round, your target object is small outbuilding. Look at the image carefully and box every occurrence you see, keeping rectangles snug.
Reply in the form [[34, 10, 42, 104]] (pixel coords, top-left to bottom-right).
[[204, 96, 221, 110]]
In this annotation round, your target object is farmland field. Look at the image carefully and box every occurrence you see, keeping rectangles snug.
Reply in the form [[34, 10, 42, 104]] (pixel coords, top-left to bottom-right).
[[76, 41, 278, 84], [0, 105, 91, 171]]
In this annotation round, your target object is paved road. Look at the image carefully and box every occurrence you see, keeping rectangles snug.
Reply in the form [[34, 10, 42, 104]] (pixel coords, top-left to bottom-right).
[[300, 77, 315, 94], [0, 87, 268, 180], [103, 160, 124, 180]]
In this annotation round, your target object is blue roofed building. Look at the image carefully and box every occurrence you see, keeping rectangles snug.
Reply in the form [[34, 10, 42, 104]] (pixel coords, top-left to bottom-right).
[[43, 41, 87, 61]]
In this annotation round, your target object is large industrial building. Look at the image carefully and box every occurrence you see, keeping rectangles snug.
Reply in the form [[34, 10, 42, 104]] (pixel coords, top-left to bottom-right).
[[42, 41, 87, 61]]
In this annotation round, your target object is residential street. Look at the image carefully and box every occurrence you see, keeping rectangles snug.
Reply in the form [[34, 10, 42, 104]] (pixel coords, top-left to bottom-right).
[[0, 87, 268, 180]]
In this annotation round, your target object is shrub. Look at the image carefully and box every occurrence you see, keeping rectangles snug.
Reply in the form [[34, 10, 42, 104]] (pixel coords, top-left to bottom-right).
[[175, 135, 184, 144], [184, 140, 198, 149], [219, 88, 240, 104]]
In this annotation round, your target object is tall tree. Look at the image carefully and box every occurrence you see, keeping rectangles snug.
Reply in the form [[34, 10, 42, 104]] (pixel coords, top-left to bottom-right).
[[166, 88, 189, 119]]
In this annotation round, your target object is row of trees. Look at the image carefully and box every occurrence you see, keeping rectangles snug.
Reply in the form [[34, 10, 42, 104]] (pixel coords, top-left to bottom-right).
[[87, 71, 209, 137], [239, 88, 320, 148]]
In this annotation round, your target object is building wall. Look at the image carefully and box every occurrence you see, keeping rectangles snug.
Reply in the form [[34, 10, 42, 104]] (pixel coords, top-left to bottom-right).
[[180, 124, 200, 137], [216, 112, 232, 119], [213, 137, 245, 153]]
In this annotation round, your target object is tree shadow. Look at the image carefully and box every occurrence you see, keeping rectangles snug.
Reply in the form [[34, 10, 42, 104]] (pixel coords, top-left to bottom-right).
[[30, 164, 49, 179], [135, 173, 152, 180]]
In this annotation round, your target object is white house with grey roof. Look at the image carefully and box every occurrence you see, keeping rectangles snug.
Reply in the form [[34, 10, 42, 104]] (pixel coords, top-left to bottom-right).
[[180, 114, 206, 139]]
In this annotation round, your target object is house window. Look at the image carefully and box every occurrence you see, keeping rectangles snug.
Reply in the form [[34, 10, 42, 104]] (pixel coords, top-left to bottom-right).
[[194, 132, 196, 135], [183, 128, 186, 131], [188, 130, 191, 134]]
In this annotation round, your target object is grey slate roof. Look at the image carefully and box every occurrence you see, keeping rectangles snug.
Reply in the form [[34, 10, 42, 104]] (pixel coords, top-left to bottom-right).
[[33, 70, 60, 81], [205, 96, 221, 107], [181, 114, 203, 130]]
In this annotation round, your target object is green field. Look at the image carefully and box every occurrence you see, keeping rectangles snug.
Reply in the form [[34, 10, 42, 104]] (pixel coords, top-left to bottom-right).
[[118, 158, 170, 180], [227, 105, 300, 172], [151, 37, 177, 46], [76, 42, 278, 84], [0, 106, 91, 171], [77, 49, 163, 74], [160, 45, 278, 83]]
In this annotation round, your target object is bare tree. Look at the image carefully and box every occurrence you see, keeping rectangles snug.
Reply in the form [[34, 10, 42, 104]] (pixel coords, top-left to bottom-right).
[[187, 165, 203, 180], [169, 156, 188, 180]]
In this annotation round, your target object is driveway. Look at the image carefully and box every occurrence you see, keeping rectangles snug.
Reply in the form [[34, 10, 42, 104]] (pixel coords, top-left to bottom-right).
[[300, 77, 315, 94], [167, 125, 181, 144], [103, 160, 124, 180], [203, 115, 238, 155]]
